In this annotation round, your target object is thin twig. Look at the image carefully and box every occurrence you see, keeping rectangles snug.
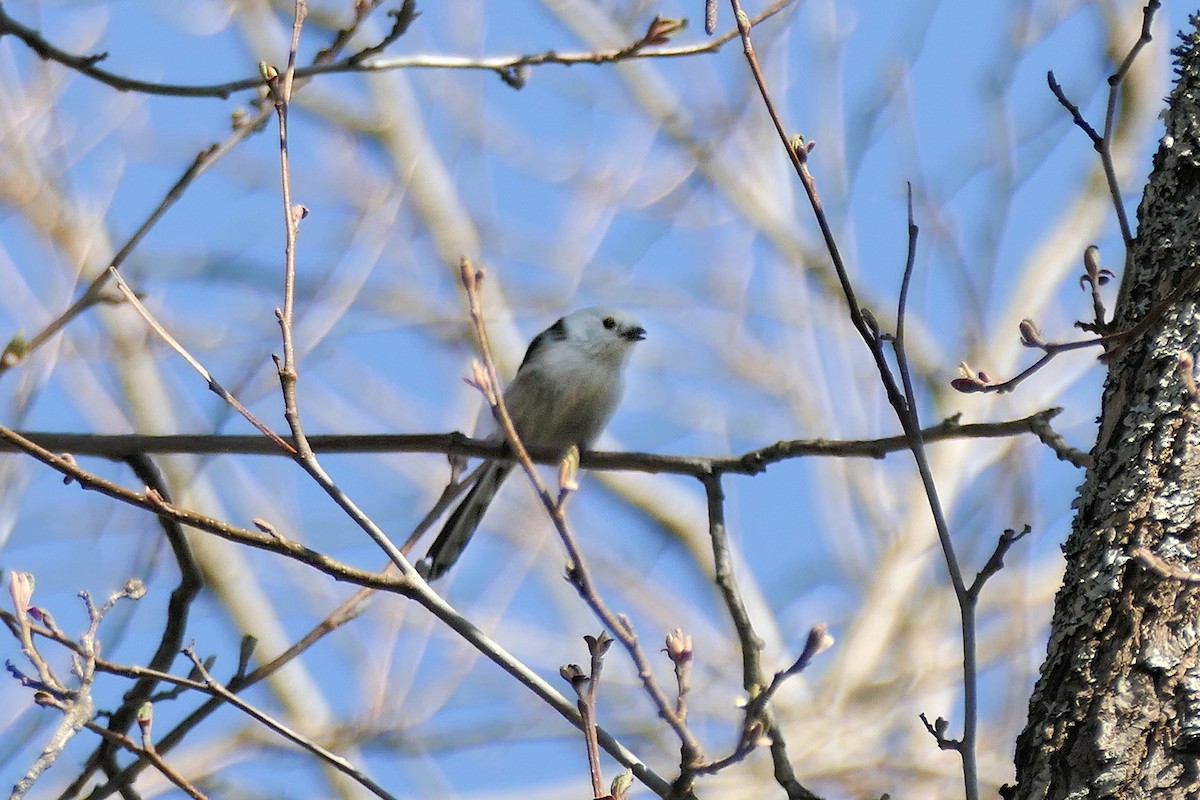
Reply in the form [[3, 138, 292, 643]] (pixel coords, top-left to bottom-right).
[[728, 4, 909, 417], [892, 187, 977, 798], [919, 711, 959, 751], [10, 582, 142, 799], [0, 144, 226, 381], [251, 1, 418, 581], [0, 1, 793, 99], [10, 572, 61, 692], [182, 644, 400, 800], [106, 266, 296, 454], [583, 633, 609, 798], [272, 0, 310, 460], [1040, 0, 1161, 331], [562, 633, 613, 798], [961, 255, 1200, 394], [1101, 0, 1160, 246], [690, 474, 821, 798], [694, 625, 831, 778], [1045, 71, 1102, 145], [967, 526, 1032, 599], [76, 717, 209, 800], [72, 454, 204, 790]]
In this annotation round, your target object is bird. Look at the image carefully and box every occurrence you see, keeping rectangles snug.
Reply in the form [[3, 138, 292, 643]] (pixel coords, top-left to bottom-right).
[[417, 307, 646, 580]]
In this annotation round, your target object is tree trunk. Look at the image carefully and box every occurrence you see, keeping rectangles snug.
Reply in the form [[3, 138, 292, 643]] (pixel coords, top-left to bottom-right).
[[1013, 20, 1200, 800]]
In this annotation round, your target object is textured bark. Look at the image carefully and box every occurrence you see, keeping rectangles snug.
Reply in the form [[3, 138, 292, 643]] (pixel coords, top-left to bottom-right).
[[1013, 20, 1200, 800]]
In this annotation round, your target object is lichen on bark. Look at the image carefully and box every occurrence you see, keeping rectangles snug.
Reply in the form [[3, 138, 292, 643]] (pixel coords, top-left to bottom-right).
[[1014, 16, 1200, 800]]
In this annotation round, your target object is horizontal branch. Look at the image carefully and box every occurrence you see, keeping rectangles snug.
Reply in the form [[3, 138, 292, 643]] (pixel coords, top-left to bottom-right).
[[0, 407, 1084, 475], [0, 1, 793, 99]]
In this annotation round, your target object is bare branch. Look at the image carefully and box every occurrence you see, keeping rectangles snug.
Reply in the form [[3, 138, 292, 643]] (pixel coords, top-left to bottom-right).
[[967, 526, 1033, 600], [71, 454, 204, 788], [182, 643, 400, 800], [0, 406, 1083, 472], [0, 1, 793, 98], [562, 632, 614, 798], [78, 711, 209, 800], [106, 267, 297, 454]]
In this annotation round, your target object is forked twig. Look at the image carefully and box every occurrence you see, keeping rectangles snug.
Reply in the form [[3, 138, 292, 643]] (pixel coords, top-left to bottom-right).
[[961, 1, 1165, 393], [562, 632, 613, 798], [956, 250, 1198, 394], [1047, 0, 1161, 248], [106, 267, 296, 454], [890, 188, 980, 797]]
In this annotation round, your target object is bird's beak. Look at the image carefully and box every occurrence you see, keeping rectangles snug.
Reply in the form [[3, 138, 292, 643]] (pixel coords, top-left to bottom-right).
[[624, 326, 647, 342]]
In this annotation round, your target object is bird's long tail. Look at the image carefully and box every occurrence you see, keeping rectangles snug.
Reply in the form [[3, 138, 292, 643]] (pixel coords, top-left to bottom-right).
[[418, 462, 513, 580]]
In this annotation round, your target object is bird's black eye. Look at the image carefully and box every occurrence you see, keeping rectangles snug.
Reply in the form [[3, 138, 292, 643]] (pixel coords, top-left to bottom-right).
[[602, 316, 617, 330]]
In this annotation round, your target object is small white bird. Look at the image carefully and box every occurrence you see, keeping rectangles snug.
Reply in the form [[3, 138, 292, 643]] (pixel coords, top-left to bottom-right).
[[418, 307, 646, 580]]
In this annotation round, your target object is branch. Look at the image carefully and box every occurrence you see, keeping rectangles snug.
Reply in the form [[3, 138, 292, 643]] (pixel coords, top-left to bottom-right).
[[0, 406, 1084, 472], [689, 474, 823, 799], [0, 0, 395, 383], [889, 188, 978, 797], [1046, 0, 1160, 248], [106, 266, 296, 454], [959, 1, 1165, 393], [694, 625, 832, 779], [69, 590, 372, 796], [78, 711, 209, 800], [8, 579, 143, 799], [0, 1, 793, 98], [967, 526, 1032, 600], [561, 632, 613, 799], [954, 255, 1200, 395], [71, 454, 205, 791], [182, 644, 400, 800]]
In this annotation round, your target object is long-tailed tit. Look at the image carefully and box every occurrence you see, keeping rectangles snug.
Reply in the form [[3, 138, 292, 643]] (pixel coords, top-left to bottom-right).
[[418, 307, 646, 580]]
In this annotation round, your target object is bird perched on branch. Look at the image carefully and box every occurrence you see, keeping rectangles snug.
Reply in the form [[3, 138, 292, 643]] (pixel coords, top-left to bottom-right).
[[418, 307, 646, 580]]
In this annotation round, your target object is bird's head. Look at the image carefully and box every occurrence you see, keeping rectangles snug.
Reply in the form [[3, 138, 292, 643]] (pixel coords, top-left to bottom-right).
[[561, 306, 646, 360]]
